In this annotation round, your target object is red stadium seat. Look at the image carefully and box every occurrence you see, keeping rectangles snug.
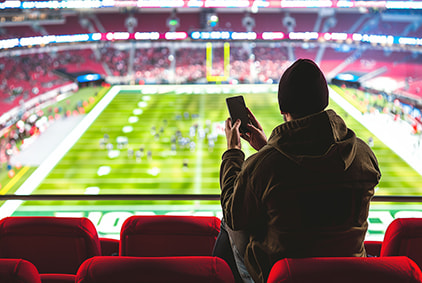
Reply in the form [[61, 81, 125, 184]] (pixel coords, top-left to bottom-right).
[[381, 218, 422, 268], [0, 217, 101, 282], [120, 215, 220, 256], [267, 256, 422, 283], [75, 256, 235, 283], [0, 258, 41, 283]]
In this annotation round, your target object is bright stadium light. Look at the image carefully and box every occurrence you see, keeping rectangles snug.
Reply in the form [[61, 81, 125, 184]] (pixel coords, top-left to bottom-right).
[[0, 38, 19, 49], [262, 32, 285, 40], [106, 32, 130, 41], [280, 0, 333, 8], [134, 32, 160, 40], [92, 33, 102, 41], [0, 0, 20, 9], [164, 32, 188, 40], [231, 32, 257, 40]]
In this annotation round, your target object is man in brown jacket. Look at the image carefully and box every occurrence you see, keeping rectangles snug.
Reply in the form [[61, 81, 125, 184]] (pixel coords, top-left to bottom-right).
[[219, 59, 381, 282]]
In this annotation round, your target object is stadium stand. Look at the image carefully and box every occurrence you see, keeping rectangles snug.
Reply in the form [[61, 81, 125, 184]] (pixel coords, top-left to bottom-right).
[[96, 13, 129, 33], [133, 47, 171, 82], [120, 215, 220, 257], [43, 15, 88, 35], [381, 218, 422, 269], [0, 258, 41, 283], [2, 42, 422, 115], [0, 217, 101, 282], [75, 256, 235, 283], [1, 25, 42, 39], [131, 13, 170, 33], [266, 256, 422, 283]]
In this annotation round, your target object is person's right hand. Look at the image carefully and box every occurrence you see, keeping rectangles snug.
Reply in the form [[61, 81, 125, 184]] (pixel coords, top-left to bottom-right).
[[225, 118, 242, 150], [241, 108, 267, 151]]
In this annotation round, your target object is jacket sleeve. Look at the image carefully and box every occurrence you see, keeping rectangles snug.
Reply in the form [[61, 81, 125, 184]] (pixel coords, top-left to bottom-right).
[[220, 148, 263, 232]]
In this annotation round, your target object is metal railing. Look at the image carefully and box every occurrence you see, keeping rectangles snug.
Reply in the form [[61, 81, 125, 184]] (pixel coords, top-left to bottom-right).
[[0, 194, 421, 202]]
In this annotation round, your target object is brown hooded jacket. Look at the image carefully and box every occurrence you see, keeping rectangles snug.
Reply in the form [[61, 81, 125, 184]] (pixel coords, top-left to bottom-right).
[[220, 109, 381, 283]]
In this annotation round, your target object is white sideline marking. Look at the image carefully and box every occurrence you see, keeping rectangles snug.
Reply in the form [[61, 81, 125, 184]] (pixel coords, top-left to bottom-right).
[[0, 86, 122, 219], [329, 87, 422, 177]]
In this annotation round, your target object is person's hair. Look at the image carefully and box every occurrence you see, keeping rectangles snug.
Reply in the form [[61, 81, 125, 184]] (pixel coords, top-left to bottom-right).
[[278, 59, 329, 118]]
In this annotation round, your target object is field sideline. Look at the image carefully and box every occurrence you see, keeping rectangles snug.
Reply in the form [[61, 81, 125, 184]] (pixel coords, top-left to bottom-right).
[[0, 84, 421, 239]]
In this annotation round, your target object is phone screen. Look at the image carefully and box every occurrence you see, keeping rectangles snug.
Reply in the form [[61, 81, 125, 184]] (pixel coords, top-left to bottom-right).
[[226, 95, 250, 134]]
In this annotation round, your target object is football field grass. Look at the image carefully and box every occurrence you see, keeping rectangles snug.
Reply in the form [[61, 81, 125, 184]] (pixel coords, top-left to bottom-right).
[[2, 84, 422, 238], [27, 85, 283, 204], [35, 85, 422, 197]]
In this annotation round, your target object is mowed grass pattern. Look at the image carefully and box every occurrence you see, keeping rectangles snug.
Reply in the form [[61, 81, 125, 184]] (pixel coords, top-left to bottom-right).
[[31, 86, 422, 206], [35, 89, 280, 202]]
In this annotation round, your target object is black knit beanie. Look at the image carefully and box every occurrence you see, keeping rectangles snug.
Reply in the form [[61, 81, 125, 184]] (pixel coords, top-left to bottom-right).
[[278, 59, 329, 117]]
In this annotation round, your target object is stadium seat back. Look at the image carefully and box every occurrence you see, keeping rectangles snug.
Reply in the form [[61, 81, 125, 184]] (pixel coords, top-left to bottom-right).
[[0, 217, 101, 274], [75, 256, 234, 283], [120, 215, 220, 256], [267, 256, 422, 283], [0, 258, 41, 283], [381, 218, 422, 268]]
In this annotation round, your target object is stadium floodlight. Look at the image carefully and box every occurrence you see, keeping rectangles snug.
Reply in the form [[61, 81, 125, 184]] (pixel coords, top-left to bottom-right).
[[167, 9, 180, 32], [207, 13, 218, 27], [168, 19, 179, 26]]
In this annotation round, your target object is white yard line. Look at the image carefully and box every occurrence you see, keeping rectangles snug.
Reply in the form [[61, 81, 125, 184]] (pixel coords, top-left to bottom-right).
[[193, 93, 206, 206]]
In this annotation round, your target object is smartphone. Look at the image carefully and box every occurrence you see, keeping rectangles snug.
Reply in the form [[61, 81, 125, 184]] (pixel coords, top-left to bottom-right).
[[226, 95, 250, 134]]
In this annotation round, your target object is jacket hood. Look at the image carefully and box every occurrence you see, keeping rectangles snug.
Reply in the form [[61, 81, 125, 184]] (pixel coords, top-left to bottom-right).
[[267, 109, 357, 173]]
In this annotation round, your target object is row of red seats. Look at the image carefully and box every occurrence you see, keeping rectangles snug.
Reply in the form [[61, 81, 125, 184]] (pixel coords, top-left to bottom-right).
[[1, 255, 421, 283], [0, 256, 234, 283], [0, 216, 421, 282]]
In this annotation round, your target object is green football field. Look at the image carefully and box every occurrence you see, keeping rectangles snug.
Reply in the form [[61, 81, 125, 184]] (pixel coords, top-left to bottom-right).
[[3, 84, 422, 238], [36, 85, 422, 196], [21, 85, 283, 204]]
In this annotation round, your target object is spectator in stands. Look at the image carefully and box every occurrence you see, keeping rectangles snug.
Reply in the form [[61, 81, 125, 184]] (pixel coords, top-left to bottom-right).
[[215, 59, 381, 283]]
